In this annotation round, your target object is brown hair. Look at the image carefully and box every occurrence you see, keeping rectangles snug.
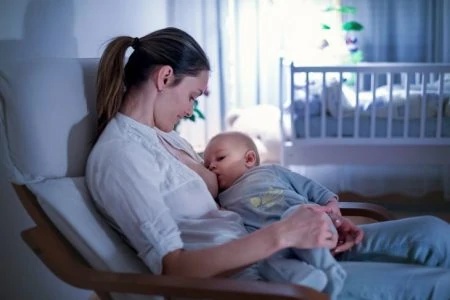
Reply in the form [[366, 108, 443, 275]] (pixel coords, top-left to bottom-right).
[[96, 27, 210, 137]]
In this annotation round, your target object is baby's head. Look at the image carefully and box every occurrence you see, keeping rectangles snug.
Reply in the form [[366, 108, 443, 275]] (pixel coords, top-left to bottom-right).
[[204, 131, 260, 190]]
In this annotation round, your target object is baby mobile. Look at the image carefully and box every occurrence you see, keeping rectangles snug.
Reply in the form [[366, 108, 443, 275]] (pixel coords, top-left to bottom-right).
[[321, 4, 364, 65]]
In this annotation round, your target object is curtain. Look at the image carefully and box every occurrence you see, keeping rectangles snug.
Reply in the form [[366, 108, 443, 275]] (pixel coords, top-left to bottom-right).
[[343, 0, 450, 63], [220, 0, 281, 110], [221, 0, 337, 110]]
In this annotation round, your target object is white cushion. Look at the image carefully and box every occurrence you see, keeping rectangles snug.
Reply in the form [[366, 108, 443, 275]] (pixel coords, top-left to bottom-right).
[[28, 177, 156, 300], [0, 58, 97, 183], [28, 177, 146, 273]]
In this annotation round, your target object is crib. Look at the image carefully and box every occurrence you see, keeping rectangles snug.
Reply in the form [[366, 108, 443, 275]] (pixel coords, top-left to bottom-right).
[[279, 59, 450, 200]]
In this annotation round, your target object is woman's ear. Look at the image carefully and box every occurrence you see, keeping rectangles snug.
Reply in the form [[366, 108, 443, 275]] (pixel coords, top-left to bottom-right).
[[155, 65, 173, 92], [245, 150, 257, 168]]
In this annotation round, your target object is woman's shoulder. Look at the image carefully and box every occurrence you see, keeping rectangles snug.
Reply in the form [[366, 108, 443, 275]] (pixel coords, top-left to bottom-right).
[[87, 116, 162, 171]]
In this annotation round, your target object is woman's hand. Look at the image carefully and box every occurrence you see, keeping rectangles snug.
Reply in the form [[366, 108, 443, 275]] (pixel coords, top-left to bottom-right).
[[332, 216, 364, 255], [279, 204, 338, 250]]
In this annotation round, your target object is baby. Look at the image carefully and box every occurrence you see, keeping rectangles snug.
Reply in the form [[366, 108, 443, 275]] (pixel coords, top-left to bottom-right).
[[203, 131, 347, 298]]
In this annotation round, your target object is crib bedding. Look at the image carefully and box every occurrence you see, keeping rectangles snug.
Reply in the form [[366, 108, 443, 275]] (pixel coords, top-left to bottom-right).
[[291, 81, 450, 120], [293, 115, 450, 138]]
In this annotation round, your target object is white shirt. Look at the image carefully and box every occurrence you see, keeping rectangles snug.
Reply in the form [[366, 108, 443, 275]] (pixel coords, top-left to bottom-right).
[[86, 113, 252, 275]]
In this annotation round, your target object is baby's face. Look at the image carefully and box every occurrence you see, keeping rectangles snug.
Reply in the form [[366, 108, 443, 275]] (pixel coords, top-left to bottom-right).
[[204, 136, 249, 190]]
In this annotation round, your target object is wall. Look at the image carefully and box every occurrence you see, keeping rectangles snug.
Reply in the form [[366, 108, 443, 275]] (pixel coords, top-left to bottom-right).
[[0, 1, 167, 299]]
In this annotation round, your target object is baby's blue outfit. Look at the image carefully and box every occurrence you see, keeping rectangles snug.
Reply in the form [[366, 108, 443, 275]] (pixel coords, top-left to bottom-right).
[[218, 164, 347, 297]]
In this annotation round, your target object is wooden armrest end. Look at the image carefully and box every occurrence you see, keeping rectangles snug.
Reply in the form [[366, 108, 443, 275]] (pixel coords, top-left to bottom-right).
[[339, 202, 396, 222]]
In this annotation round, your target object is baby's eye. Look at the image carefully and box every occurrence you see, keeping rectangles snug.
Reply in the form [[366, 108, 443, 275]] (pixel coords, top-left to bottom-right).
[[217, 156, 225, 161]]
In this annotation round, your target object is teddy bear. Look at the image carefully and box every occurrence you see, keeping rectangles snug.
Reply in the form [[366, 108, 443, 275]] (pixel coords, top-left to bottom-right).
[[225, 104, 291, 164]]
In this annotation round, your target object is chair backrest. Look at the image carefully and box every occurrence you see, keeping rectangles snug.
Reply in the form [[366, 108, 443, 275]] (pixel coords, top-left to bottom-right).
[[0, 58, 150, 300], [1, 58, 97, 182]]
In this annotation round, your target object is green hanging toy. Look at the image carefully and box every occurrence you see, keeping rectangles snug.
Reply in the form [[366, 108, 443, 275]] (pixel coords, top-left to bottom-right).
[[321, 5, 364, 64]]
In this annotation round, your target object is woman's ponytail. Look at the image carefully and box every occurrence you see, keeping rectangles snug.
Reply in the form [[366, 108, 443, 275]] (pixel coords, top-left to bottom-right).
[[95, 36, 134, 138]]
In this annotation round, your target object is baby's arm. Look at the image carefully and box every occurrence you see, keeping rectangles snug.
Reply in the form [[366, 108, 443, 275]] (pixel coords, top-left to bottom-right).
[[277, 166, 338, 206]]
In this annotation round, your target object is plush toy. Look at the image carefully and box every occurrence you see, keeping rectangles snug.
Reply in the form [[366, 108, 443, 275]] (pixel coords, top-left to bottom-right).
[[226, 104, 290, 164]]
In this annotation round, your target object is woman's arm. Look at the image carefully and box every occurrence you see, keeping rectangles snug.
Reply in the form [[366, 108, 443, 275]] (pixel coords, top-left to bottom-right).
[[163, 205, 338, 277]]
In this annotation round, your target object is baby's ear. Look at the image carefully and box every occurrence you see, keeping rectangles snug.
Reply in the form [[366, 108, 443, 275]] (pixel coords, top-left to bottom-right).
[[245, 150, 257, 168]]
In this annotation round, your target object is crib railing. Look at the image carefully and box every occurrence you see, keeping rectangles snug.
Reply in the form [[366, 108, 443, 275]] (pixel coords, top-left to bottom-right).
[[279, 60, 450, 165], [280, 61, 450, 141]]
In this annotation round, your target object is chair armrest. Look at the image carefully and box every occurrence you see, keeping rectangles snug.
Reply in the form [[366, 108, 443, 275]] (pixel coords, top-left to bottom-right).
[[339, 202, 396, 222], [22, 226, 328, 300]]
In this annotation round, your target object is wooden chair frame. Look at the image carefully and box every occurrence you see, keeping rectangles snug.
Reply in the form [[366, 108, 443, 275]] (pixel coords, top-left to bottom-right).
[[13, 183, 395, 300]]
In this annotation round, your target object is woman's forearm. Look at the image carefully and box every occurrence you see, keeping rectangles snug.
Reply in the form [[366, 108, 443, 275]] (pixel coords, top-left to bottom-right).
[[162, 222, 284, 278], [163, 204, 338, 278]]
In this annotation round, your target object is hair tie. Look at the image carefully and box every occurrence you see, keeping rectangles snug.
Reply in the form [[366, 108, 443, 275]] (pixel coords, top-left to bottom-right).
[[131, 37, 140, 50]]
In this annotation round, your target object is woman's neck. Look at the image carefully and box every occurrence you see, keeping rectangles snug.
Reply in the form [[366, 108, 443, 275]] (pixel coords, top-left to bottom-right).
[[120, 86, 156, 127]]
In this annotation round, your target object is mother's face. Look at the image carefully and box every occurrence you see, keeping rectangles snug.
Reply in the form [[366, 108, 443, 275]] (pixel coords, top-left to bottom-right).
[[154, 70, 209, 132]]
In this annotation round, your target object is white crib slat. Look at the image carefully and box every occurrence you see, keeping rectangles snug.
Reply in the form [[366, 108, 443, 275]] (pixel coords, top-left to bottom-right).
[[290, 62, 295, 140], [338, 72, 343, 138], [279, 57, 286, 150], [420, 73, 427, 138], [404, 73, 411, 138], [415, 73, 421, 85], [305, 71, 310, 139], [387, 72, 393, 138], [437, 72, 444, 138], [354, 72, 360, 138], [370, 73, 376, 138], [321, 72, 326, 138]]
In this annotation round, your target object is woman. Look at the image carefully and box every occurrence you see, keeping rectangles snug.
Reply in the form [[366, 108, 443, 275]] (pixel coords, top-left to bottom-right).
[[86, 27, 450, 299]]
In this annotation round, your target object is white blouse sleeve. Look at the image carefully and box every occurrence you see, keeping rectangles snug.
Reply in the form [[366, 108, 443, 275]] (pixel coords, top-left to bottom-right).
[[87, 142, 183, 274]]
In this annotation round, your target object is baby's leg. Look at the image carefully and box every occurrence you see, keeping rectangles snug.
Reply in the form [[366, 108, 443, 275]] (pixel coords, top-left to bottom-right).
[[291, 247, 346, 298], [259, 249, 328, 292], [283, 205, 347, 298]]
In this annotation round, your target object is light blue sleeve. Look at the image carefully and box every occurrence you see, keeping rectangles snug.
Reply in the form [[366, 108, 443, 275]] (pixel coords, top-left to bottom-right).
[[274, 165, 337, 205]]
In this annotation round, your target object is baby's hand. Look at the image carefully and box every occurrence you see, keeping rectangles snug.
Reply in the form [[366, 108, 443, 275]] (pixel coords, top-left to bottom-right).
[[331, 216, 364, 255], [326, 212, 346, 249]]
